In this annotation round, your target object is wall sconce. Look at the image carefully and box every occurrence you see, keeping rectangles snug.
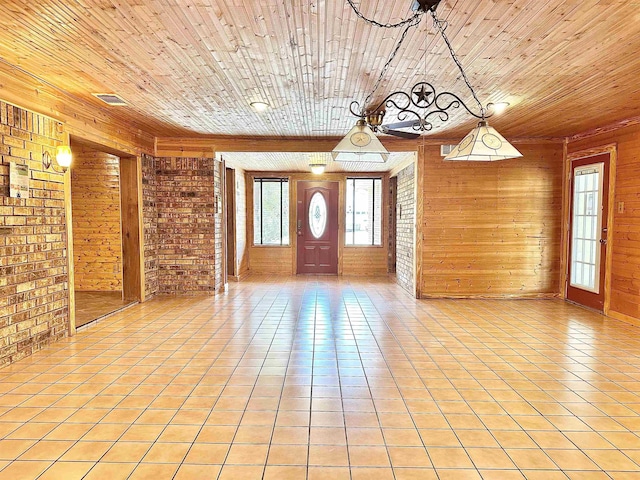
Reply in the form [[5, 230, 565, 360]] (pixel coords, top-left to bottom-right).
[[43, 146, 73, 172]]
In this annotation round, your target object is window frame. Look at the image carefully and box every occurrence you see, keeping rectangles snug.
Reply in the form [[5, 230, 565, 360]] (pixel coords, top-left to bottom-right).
[[252, 177, 290, 247], [345, 176, 383, 247]]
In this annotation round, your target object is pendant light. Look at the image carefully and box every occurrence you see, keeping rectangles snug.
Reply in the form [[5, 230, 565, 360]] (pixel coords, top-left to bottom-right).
[[338, 0, 522, 162], [332, 119, 390, 163], [444, 120, 523, 161]]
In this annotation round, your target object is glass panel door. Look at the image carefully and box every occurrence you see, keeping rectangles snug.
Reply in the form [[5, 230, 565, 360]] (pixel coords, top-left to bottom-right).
[[570, 163, 604, 293]]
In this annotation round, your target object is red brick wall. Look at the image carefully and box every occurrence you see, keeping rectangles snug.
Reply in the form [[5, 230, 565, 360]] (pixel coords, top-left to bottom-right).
[[155, 157, 217, 294], [0, 102, 69, 367]]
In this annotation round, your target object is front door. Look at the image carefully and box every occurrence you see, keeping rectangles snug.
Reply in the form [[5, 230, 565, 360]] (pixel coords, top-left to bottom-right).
[[296, 181, 339, 274], [567, 153, 610, 311]]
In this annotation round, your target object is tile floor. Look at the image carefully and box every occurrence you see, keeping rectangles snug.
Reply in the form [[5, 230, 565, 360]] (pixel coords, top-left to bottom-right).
[[2, 275, 640, 479], [74, 291, 135, 328]]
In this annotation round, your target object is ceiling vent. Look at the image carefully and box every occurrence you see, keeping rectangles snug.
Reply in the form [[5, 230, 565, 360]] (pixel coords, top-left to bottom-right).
[[440, 144, 457, 156], [92, 93, 127, 106]]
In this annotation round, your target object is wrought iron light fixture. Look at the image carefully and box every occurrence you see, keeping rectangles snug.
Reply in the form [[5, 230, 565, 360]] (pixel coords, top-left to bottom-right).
[[335, 0, 522, 162], [43, 146, 73, 172]]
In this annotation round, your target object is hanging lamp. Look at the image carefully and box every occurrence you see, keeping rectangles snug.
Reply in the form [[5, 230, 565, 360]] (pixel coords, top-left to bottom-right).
[[337, 0, 522, 162]]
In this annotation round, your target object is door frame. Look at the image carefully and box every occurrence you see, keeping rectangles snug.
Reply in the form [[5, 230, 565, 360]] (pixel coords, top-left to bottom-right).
[[66, 136, 145, 334], [295, 180, 340, 274], [225, 166, 237, 279], [562, 143, 617, 315]]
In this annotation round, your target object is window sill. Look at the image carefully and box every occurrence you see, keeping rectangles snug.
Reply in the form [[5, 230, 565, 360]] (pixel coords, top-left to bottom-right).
[[344, 245, 383, 248], [251, 244, 291, 248]]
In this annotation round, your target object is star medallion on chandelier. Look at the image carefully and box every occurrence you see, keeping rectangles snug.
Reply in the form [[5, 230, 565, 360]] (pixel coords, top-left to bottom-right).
[[413, 84, 432, 105]]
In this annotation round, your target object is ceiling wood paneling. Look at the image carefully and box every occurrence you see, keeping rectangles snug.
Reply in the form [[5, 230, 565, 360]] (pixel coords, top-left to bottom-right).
[[0, 0, 639, 139], [221, 151, 416, 173]]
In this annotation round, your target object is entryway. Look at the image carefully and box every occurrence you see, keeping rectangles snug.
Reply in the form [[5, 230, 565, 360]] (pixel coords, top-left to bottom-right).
[[69, 138, 142, 328]]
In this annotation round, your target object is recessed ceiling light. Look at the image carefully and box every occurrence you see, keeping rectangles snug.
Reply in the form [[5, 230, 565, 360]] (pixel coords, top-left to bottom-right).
[[490, 102, 510, 114], [250, 101, 270, 112]]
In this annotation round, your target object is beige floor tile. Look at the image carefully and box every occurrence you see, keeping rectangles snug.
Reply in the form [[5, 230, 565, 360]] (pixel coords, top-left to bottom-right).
[[218, 465, 264, 480], [225, 443, 269, 465], [310, 426, 347, 445], [393, 467, 439, 480], [308, 466, 350, 480], [102, 442, 152, 463], [427, 447, 474, 468], [185, 443, 231, 464], [272, 426, 309, 445], [129, 463, 179, 480], [466, 447, 517, 469], [308, 445, 349, 466], [0, 461, 52, 480], [234, 425, 273, 443], [141, 442, 190, 463], [349, 445, 390, 467], [584, 449, 640, 471], [351, 467, 395, 480], [60, 441, 113, 461], [387, 446, 432, 467], [19, 440, 74, 460], [173, 464, 222, 480], [264, 465, 307, 480], [267, 444, 308, 465], [546, 449, 600, 470], [83, 462, 136, 480], [38, 461, 94, 480]]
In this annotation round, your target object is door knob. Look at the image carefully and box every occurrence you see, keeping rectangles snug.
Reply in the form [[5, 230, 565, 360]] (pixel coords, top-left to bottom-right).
[[600, 238, 607, 245]]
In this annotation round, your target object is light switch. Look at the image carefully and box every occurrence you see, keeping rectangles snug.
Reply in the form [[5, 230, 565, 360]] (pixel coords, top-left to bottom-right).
[[618, 201, 625, 214]]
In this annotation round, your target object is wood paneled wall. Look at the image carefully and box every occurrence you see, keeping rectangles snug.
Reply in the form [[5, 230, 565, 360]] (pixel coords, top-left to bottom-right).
[[71, 146, 123, 292], [422, 143, 564, 297], [569, 124, 640, 321], [246, 171, 389, 276]]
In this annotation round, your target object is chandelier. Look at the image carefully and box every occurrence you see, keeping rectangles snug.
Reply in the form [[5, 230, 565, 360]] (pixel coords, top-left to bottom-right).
[[332, 0, 522, 162]]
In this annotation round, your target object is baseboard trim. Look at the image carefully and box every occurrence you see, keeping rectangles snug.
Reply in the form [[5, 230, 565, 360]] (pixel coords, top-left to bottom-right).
[[419, 293, 560, 300], [606, 310, 640, 328]]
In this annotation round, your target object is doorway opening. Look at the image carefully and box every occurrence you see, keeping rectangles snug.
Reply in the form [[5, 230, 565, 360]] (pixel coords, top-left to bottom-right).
[[69, 139, 142, 328]]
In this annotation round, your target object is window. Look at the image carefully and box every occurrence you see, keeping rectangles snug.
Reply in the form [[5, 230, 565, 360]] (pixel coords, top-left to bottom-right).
[[346, 177, 382, 246], [253, 178, 289, 245]]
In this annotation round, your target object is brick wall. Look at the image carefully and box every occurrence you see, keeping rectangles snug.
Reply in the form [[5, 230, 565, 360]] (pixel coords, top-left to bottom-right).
[[214, 160, 223, 290], [71, 146, 122, 291], [141, 154, 158, 299], [156, 157, 216, 294], [0, 102, 68, 367], [396, 163, 415, 294]]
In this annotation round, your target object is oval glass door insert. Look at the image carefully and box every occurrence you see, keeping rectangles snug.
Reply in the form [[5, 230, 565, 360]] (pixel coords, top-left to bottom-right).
[[309, 192, 327, 239]]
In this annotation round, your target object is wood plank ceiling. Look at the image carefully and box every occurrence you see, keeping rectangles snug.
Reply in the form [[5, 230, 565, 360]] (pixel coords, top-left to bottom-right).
[[0, 0, 639, 140]]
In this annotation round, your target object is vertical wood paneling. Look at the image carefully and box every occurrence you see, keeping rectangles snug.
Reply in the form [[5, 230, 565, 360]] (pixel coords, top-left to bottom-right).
[[422, 143, 563, 297], [569, 124, 640, 320], [71, 146, 123, 292], [119, 156, 143, 302]]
